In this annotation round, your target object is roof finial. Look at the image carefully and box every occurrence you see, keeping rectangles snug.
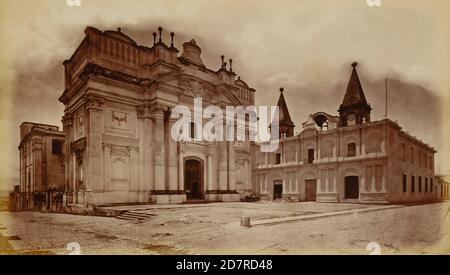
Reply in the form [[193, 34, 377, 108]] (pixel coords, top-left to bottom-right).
[[170, 32, 175, 47], [223, 62, 228, 70], [221, 55, 225, 69], [352, 62, 358, 68], [117, 27, 122, 32], [152, 32, 157, 45], [280, 87, 284, 93], [158, 26, 163, 43], [229, 58, 233, 72]]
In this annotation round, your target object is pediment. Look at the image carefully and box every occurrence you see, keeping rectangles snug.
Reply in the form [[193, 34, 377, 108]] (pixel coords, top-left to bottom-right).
[[177, 77, 216, 102]]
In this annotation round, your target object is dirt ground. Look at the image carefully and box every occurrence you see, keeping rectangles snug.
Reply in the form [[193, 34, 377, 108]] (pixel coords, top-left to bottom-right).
[[1, 201, 449, 255]]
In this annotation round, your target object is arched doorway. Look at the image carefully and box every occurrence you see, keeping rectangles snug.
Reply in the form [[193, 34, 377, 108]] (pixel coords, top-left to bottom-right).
[[344, 176, 359, 199], [273, 180, 283, 200], [184, 158, 204, 200]]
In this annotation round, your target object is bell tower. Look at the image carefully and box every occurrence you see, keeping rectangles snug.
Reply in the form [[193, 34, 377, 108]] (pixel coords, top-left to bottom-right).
[[338, 62, 372, 126], [274, 87, 295, 137]]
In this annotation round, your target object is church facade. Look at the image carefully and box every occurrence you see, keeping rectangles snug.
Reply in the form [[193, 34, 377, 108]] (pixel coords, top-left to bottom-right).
[[17, 26, 437, 208], [58, 26, 254, 205]]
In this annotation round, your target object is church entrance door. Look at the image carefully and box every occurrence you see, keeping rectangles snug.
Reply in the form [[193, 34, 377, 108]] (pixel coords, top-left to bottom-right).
[[344, 176, 359, 199], [273, 181, 283, 200], [305, 180, 317, 201], [184, 159, 204, 200]]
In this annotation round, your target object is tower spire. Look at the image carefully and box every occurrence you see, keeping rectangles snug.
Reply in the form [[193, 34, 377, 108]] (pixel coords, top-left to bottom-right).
[[274, 87, 295, 137], [338, 62, 372, 126]]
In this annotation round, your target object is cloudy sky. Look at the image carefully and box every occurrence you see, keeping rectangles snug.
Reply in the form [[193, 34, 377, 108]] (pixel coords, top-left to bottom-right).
[[1, 0, 449, 189]]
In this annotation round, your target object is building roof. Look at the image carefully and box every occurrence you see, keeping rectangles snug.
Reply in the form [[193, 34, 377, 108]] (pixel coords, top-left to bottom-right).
[[339, 62, 369, 109]]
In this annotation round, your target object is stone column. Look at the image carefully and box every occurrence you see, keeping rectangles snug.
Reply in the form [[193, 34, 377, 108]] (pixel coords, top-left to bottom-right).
[[264, 175, 268, 193], [178, 145, 184, 191], [32, 137, 43, 191], [85, 95, 104, 193], [325, 171, 329, 193], [382, 165, 387, 192], [244, 160, 249, 191], [137, 104, 153, 192], [371, 166, 376, 192], [317, 135, 321, 160], [62, 113, 74, 192], [72, 154, 77, 192], [211, 143, 219, 192], [167, 115, 178, 191], [333, 172, 337, 192], [295, 148, 298, 163], [228, 142, 236, 191], [152, 105, 166, 191], [103, 143, 112, 192], [207, 155, 213, 191], [361, 129, 366, 155], [218, 141, 228, 191], [360, 167, 366, 192], [129, 146, 139, 192]]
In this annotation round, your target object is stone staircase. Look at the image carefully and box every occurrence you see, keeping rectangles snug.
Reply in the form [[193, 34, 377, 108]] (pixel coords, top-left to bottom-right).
[[116, 210, 156, 221]]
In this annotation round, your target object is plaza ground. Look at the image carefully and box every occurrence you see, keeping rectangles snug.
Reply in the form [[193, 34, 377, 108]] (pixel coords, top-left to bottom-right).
[[0, 201, 449, 255]]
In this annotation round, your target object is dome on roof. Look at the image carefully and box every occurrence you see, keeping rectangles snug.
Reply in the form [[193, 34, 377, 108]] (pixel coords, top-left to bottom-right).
[[180, 39, 204, 66]]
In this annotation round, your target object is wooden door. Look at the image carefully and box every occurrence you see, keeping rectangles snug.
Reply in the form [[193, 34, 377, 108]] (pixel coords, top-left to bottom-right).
[[305, 180, 317, 201]]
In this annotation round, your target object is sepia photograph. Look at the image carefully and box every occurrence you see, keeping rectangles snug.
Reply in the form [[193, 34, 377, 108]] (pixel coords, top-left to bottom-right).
[[0, 0, 449, 261]]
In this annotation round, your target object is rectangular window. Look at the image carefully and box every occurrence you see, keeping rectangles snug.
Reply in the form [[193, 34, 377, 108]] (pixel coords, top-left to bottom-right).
[[411, 176, 415, 192], [431, 179, 433, 192], [425, 178, 428, 192], [52, 140, 62, 155], [419, 176, 422, 192], [402, 174, 407, 193], [348, 143, 356, 157], [275, 153, 281, 164], [308, 149, 314, 164], [190, 122, 195, 139]]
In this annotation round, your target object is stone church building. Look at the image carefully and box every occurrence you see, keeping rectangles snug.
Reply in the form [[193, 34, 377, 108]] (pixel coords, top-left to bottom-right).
[[17, 26, 437, 209]]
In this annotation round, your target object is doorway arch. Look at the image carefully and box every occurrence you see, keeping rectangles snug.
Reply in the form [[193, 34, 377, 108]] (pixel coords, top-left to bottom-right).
[[184, 158, 204, 200]]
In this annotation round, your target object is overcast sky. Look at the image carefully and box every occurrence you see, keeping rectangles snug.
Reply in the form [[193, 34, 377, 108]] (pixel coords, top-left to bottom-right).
[[1, 0, 449, 189]]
